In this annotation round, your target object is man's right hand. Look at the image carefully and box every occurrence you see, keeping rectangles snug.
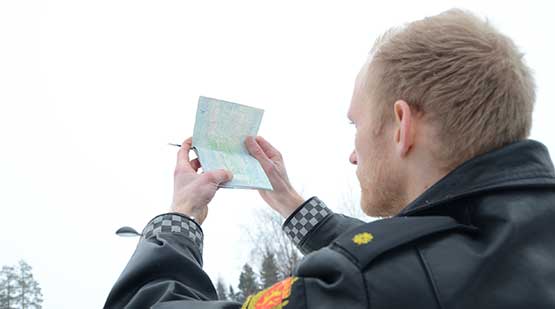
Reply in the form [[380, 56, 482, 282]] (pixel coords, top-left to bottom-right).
[[245, 136, 304, 218]]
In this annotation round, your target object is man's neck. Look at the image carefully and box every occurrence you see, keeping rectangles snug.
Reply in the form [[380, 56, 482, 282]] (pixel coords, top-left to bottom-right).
[[405, 165, 450, 209]]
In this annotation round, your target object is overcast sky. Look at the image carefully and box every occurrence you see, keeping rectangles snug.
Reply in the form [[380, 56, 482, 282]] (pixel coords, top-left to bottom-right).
[[1, 1, 554, 308]]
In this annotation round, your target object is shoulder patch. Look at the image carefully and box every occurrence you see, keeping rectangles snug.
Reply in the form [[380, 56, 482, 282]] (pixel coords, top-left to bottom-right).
[[242, 277, 299, 309], [332, 216, 476, 270]]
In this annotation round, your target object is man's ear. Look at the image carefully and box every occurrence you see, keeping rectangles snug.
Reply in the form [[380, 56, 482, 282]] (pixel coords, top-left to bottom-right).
[[393, 100, 414, 158]]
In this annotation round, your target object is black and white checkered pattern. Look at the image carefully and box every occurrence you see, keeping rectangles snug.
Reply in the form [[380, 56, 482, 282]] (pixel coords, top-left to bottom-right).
[[283, 197, 332, 247], [142, 213, 204, 253]]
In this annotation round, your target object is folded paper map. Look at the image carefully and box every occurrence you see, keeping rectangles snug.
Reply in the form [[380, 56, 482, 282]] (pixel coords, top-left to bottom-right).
[[192, 96, 273, 190]]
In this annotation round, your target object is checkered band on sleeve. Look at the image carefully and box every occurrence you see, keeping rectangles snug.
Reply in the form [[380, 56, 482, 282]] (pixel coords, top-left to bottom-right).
[[282, 197, 332, 247], [142, 213, 204, 254]]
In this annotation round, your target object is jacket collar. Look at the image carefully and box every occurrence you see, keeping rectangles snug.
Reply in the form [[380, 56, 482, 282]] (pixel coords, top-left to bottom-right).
[[398, 139, 555, 216]]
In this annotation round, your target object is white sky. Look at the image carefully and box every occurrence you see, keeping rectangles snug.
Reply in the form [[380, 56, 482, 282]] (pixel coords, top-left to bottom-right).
[[1, 1, 554, 308]]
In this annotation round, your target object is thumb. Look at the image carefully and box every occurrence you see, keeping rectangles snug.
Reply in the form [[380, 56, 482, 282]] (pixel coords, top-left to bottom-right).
[[203, 169, 233, 185]]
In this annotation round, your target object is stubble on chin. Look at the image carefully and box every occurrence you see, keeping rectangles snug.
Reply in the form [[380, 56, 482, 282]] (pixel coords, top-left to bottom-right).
[[359, 167, 407, 218]]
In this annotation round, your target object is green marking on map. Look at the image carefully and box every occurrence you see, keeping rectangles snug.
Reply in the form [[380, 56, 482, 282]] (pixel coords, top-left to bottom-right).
[[192, 96, 273, 190]]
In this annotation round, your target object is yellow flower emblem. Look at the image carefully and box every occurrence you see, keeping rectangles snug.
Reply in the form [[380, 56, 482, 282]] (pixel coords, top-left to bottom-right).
[[352, 232, 374, 245]]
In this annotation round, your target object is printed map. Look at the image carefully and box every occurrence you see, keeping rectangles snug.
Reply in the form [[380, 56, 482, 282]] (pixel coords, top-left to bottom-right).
[[192, 96, 273, 190]]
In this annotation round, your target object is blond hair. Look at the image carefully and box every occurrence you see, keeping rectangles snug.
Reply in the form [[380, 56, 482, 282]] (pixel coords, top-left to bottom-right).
[[367, 9, 535, 169]]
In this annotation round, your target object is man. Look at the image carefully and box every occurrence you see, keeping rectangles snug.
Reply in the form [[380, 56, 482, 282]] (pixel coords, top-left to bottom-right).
[[105, 9, 555, 308]]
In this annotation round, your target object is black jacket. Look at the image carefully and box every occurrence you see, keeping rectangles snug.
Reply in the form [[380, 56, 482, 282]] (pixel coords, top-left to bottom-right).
[[105, 140, 555, 308]]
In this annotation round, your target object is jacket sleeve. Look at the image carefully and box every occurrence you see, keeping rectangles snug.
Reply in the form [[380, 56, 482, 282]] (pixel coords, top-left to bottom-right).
[[282, 196, 365, 254], [105, 210, 368, 309], [104, 212, 236, 308]]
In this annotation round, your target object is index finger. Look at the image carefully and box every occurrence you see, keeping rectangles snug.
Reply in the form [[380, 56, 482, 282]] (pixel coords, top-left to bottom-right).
[[176, 137, 194, 171], [256, 136, 282, 160], [245, 136, 272, 170]]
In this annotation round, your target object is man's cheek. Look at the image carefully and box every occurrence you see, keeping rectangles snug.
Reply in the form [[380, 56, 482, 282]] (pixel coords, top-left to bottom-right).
[[356, 163, 369, 186]]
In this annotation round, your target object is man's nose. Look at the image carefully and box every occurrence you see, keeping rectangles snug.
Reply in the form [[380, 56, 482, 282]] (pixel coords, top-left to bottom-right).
[[349, 150, 358, 165]]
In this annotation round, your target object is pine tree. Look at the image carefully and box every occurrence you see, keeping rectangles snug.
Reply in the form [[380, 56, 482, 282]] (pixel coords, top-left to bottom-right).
[[0, 266, 17, 309], [0, 261, 43, 309], [15, 260, 43, 309], [228, 285, 237, 302], [215, 278, 227, 300], [259, 248, 279, 289], [288, 250, 300, 277], [237, 263, 259, 302]]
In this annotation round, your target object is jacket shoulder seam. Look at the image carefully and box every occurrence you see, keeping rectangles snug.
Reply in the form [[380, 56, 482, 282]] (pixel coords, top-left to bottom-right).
[[329, 243, 362, 268], [416, 246, 444, 309], [328, 244, 371, 309], [361, 266, 371, 309]]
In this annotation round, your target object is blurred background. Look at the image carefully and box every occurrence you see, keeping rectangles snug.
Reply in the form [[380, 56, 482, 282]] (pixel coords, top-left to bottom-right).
[[1, 1, 554, 308]]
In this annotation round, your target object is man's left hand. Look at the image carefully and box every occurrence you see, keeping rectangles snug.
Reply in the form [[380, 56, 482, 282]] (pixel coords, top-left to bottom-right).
[[171, 137, 233, 224]]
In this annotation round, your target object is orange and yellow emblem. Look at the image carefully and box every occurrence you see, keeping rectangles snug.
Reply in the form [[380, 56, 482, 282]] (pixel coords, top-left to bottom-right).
[[352, 232, 374, 245], [242, 276, 298, 309]]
